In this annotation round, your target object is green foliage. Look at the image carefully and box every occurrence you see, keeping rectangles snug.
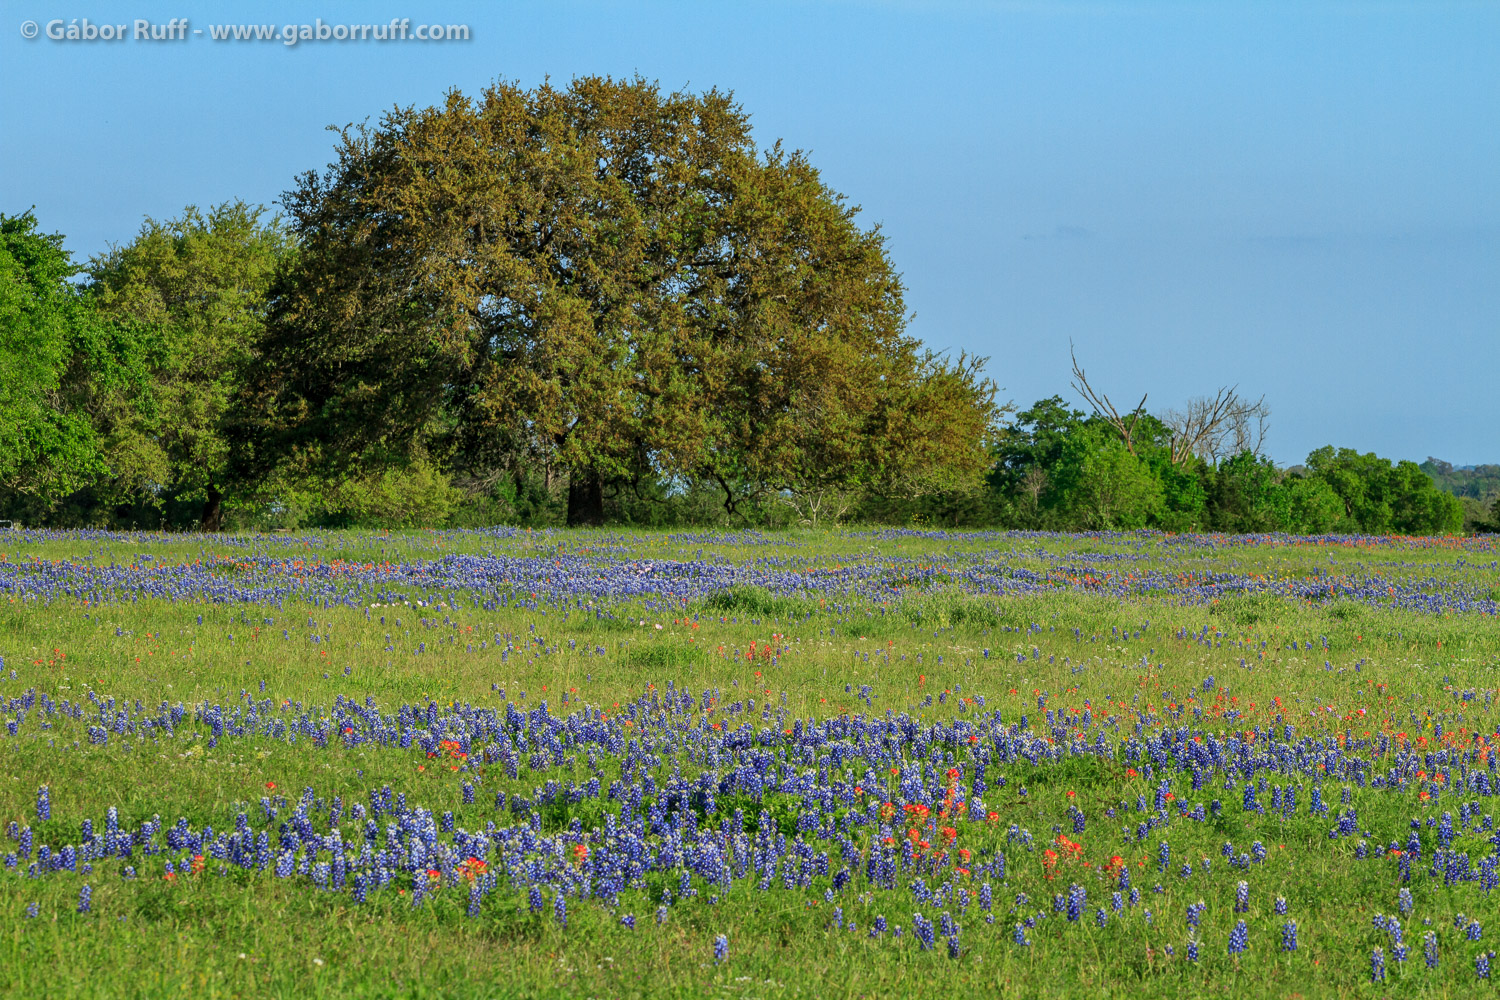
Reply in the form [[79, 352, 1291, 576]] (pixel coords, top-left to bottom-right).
[[1303, 446, 1463, 535], [897, 591, 1001, 631], [1284, 473, 1347, 532], [1207, 452, 1290, 532], [1420, 457, 1500, 501], [315, 458, 463, 529], [1056, 430, 1163, 530], [1207, 591, 1291, 627], [623, 642, 708, 671], [239, 76, 998, 528], [3, 124, 1486, 540], [987, 397, 1472, 537], [0, 211, 152, 508], [700, 586, 818, 621], [86, 201, 293, 529]]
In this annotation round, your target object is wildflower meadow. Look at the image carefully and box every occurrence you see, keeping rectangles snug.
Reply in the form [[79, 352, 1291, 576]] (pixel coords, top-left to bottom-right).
[[2, 526, 1499, 999]]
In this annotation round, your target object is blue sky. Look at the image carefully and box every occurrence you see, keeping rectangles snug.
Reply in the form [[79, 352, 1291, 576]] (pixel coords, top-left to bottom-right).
[[4, 1, 1496, 466]]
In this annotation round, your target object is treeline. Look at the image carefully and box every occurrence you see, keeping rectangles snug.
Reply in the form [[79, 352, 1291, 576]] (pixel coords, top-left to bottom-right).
[[0, 78, 1486, 536], [1419, 459, 1500, 533]]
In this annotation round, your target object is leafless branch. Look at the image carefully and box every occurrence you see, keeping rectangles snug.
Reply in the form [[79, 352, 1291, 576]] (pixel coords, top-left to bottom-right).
[[1070, 343, 1146, 455], [1162, 389, 1270, 466], [1070, 343, 1271, 467]]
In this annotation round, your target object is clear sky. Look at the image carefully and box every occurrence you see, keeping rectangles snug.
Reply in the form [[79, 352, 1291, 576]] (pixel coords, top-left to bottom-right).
[[4, 1, 1496, 466]]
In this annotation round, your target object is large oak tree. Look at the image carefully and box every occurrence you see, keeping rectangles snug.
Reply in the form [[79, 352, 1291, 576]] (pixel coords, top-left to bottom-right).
[[239, 77, 996, 524]]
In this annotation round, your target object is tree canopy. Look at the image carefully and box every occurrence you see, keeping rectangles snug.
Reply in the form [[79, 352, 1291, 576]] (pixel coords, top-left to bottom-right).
[[237, 76, 997, 524], [0, 212, 150, 507], [89, 201, 293, 528], [0, 78, 1481, 536]]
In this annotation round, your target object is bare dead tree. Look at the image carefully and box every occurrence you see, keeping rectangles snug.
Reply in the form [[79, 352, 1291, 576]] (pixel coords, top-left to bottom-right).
[[1070, 343, 1270, 467], [1229, 398, 1271, 459], [1162, 389, 1270, 465], [1069, 344, 1148, 455]]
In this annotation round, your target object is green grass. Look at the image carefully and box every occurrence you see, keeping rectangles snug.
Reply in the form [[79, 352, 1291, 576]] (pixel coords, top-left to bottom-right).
[[0, 528, 1498, 997]]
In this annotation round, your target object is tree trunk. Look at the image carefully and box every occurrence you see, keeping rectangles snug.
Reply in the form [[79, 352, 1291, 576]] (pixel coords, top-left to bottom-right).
[[200, 483, 224, 532], [566, 469, 605, 526]]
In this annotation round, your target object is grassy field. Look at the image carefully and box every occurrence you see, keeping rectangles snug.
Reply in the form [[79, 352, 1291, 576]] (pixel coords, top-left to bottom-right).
[[1, 526, 1498, 999]]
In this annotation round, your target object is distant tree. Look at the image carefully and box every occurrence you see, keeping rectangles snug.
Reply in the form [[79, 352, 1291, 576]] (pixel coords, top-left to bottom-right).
[[240, 77, 996, 526], [1285, 473, 1347, 533], [1420, 457, 1500, 505], [1048, 426, 1162, 530], [1069, 345, 1269, 467], [1208, 452, 1292, 533], [1387, 459, 1463, 535], [988, 396, 1086, 528], [88, 202, 293, 530], [1303, 446, 1461, 535], [0, 211, 151, 509]]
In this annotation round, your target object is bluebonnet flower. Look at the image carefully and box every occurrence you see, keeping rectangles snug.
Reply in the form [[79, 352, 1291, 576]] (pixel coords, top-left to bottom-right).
[[656, 906, 668, 924], [1398, 888, 1413, 915], [24, 902, 38, 919], [914, 913, 936, 950], [1234, 881, 1249, 913], [1468, 920, 1483, 941], [1067, 884, 1085, 923], [36, 786, 49, 822], [553, 893, 567, 927], [1424, 930, 1439, 969], [620, 913, 635, 930], [1228, 920, 1248, 955], [1281, 920, 1298, 952], [1371, 946, 1385, 983], [1187, 940, 1199, 962], [713, 934, 728, 964], [77, 884, 91, 914], [1275, 896, 1288, 915], [1479, 951, 1492, 980]]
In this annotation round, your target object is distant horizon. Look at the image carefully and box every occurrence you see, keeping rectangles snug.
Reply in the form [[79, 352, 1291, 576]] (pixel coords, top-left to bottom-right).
[[5, 1, 1496, 467]]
